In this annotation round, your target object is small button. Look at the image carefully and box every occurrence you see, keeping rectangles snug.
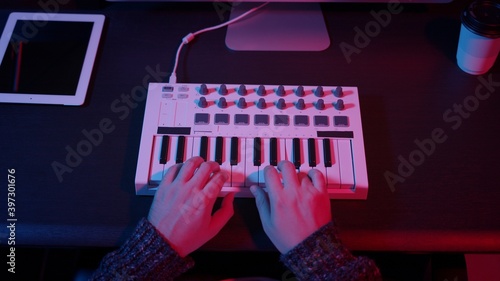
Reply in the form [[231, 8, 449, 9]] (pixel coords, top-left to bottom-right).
[[255, 114, 269, 126], [215, 113, 230, 125], [274, 115, 290, 126], [235, 114, 250, 125], [294, 115, 309, 126], [194, 113, 210, 125], [314, 116, 329, 127], [334, 116, 349, 127]]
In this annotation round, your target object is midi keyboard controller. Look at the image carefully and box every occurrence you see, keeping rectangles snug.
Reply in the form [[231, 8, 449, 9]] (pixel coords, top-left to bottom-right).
[[135, 82, 368, 199]]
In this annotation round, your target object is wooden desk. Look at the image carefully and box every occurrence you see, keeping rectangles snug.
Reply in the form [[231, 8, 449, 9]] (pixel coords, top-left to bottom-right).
[[1, 1, 499, 252]]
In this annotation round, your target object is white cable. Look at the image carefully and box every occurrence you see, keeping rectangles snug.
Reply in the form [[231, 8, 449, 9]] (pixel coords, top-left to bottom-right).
[[169, 2, 269, 83]]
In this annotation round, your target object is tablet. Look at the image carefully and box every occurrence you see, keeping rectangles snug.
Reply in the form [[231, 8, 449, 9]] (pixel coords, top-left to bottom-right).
[[0, 13, 105, 106]]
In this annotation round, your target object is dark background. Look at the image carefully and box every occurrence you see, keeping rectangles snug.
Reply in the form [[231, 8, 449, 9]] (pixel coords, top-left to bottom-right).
[[0, 0, 498, 280]]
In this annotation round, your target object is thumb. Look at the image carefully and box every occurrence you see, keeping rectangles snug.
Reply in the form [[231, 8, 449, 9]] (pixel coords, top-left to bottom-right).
[[250, 185, 270, 224]]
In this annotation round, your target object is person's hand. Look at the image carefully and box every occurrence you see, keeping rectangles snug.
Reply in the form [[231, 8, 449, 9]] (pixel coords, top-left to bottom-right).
[[250, 160, 332, 254], [148, 156, 235, 257]]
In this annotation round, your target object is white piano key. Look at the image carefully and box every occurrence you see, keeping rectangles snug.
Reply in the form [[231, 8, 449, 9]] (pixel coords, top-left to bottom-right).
[[337, 139, 355, 189]]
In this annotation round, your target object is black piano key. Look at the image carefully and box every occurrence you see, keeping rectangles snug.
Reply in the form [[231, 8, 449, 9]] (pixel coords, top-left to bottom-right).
[[323, 138, 332, 167], [308, 138, 317, 167], [175, 136, 186, 164], [230, 137, 238, 166], [200, 136, 208, 161], [270, 137, 278, 166], [159, 135, 169, 164], [292, 138, 301, 169], [253, 137, 262, 166], [215, 136, 223, 165]]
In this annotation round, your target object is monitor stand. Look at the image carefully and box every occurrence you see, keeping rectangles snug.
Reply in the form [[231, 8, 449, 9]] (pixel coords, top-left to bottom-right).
[[225, 3, 330, 51]]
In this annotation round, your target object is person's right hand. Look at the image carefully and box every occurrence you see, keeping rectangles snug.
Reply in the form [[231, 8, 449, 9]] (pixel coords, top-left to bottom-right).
[[250, 160, 332, 254]]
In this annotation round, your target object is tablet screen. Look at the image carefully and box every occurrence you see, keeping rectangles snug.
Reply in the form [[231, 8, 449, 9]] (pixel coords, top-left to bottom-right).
[[0, 20, 94, 96], [0, 13, 104, 105]]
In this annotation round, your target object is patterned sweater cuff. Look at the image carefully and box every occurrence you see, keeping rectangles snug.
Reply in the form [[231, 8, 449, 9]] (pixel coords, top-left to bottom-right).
[[280, 221, 381, 281], [92, 217, 194, 280]]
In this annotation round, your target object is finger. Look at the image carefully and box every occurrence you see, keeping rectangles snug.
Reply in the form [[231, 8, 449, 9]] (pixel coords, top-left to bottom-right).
[[175, 156, 205, 183], [263, 165, 282, 200], [199, 170, 228, 204], [190, 161, 221, 189], [297, 171, 311, 188], [207, 192, 235, 237], [250, 185, 271, 225], [160, 162, 183, 187], [277, 160, 300, 189], [308, 169, 327, 193]]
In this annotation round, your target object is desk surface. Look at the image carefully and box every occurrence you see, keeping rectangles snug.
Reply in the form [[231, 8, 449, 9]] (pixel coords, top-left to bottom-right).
[[1, 1, 499, 252]]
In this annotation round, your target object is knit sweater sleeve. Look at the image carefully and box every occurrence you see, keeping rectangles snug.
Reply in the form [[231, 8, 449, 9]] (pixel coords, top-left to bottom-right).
[[280, 221, 382, 281], [90, 217, 194, 281]]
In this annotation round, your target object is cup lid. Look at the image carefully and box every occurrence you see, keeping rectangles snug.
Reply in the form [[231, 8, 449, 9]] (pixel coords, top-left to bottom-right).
[[462, 0, 500, 38]]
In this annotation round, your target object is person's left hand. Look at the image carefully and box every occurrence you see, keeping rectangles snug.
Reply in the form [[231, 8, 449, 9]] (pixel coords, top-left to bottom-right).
[[148, 156, 235, 257]]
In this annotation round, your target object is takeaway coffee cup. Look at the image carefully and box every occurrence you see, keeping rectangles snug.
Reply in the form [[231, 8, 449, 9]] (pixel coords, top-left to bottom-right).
[[457, 0, 500, 75]]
